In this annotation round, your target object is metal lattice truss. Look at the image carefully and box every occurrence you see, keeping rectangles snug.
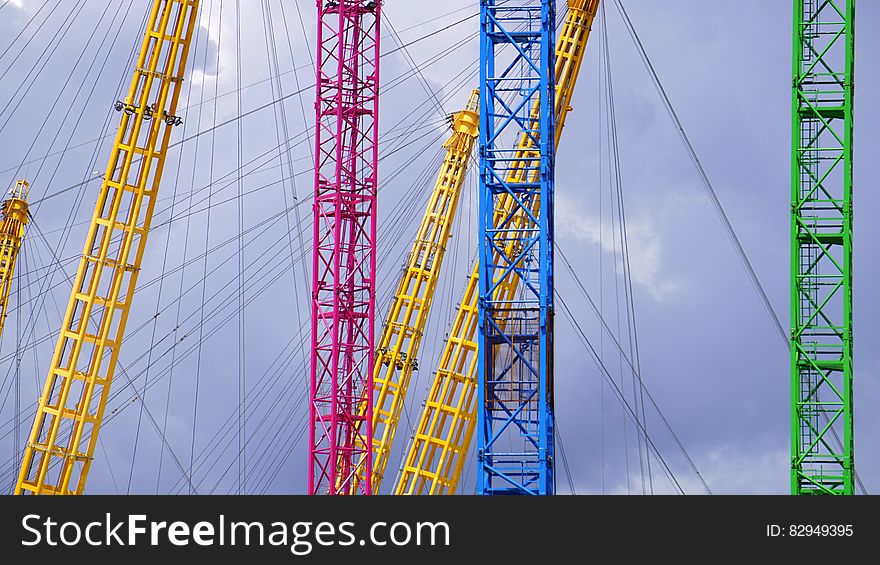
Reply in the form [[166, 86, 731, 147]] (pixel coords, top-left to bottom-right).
[[0, 180, 29, 341], [477, 0, 556, 496], [395, 0, 598, 496], [347, 92, 479, 494], [16, 0, 200, 495], [309, 0, 381, 496], [790, 0, 855, 495]]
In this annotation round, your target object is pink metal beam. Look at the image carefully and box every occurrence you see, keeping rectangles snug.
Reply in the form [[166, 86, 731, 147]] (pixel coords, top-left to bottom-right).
[[309, 0, 380, 496]]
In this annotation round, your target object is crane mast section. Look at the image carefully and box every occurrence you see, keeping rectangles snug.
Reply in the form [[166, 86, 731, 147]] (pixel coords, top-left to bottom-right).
[[308, 0, 381, 496], [478, 0, 557, 496], [15, 0, 200, 495], [395, 0, 598, 496], [790, 0, 855, 495]]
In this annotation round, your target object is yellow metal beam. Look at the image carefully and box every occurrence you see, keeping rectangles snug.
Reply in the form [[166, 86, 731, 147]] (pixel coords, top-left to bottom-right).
[[0, 180, 30, 340], [15, 0, 200, 495], [347, 91, 480, 493], [394, 0, 600, 495]]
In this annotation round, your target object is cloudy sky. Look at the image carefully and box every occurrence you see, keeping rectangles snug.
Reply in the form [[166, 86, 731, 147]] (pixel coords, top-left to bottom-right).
[[0, 0, 876, 495]]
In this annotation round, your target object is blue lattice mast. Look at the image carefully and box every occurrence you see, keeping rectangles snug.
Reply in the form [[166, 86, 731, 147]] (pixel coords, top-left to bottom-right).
[[478, 0, 556, 495]]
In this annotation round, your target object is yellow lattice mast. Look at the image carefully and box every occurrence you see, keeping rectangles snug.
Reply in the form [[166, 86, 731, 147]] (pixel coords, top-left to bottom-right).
[[15, 0, 200, 495], [346, 92, 480, 493], [0, 180, 30, 340], [394, 0, 599, 495]]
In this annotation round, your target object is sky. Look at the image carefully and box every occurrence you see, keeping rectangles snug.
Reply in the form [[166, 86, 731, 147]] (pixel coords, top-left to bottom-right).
[[0, 0, 876, 495]]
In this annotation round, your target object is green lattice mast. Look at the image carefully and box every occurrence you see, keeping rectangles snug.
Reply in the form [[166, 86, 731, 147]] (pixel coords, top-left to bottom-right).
[[790, 0, 855, 495]]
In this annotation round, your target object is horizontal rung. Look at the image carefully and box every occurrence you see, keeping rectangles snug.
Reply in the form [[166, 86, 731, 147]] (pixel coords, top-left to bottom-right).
[[27, 443, 91, 461]]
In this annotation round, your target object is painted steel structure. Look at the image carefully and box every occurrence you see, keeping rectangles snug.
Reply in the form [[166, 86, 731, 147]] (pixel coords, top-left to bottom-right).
[[477, 0, 556, 496], [309, 0, 381, 496], [349, 91, 479, 493], [0, 180, 29, 340], [790, 0, 855, 495], [395, 0, 599, 496], [15, 0, 199, 495]]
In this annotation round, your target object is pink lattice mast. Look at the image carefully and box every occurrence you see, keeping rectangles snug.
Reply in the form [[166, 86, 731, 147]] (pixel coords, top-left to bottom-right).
[[308, 0, 380, 495]]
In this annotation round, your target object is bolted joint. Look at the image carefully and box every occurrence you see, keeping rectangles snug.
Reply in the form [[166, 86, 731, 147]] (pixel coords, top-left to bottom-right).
[[163, 111, 183, 127], [114, 100, 137, 116]]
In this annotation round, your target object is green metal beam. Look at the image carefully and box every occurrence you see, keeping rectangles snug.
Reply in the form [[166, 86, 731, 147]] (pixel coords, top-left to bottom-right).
[[790, 0, 855, 495]]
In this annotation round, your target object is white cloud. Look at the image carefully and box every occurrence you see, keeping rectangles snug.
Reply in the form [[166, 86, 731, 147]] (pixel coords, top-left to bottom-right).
[[557, 192, 685, 302]]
